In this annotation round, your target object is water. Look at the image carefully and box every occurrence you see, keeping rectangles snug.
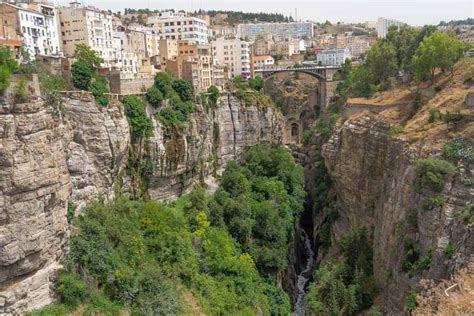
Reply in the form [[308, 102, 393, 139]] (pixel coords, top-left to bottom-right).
[[292, 223, 315, 315]]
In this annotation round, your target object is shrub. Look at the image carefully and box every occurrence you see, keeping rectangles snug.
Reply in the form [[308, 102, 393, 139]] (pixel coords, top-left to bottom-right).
[[422, 196, 446, 210], [444, 242, 455, 259], [15, 78, 26, 101], [122, 96, 153, 139], [56, 272, 88, 308], [455, 204, 473, 226], [172, 79, 193, 102], [67, 201, 77, 224], [145, 86, 163, 107], [207, 85, 220, 107], [402, 239, 420, 273], [442, 112, 465, 124], [0, 64, 11, 93], [89, 76, 109, 106], [434, 85, 442, 92], [368, 305, 385, 316], [442, 137, 473, 163], [248, 77, 264, 91], [388, 124, 404, 137], [415, 159, 456, 192], [71, 61, 92, 90], [428, 107, 441, 123], [154, 72, 173, 97], [404, 287, 420, 312]]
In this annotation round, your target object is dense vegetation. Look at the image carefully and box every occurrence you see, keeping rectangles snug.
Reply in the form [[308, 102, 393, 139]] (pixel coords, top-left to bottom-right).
[[205, 10, 293, 24], [0, 45, 36, 94], [232, 75, 274, 107], [28, 145, 304, 315], [306, 228, 377, 315], [337, 26, 470, 99], [71, 44, 110, 106]]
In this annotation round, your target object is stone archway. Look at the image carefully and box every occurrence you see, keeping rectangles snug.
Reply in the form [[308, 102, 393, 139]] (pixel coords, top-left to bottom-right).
[[291, 122, 300, 143]]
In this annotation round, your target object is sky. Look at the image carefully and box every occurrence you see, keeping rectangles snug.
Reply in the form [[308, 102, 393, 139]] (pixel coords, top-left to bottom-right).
[[56, 0, 473, 26]]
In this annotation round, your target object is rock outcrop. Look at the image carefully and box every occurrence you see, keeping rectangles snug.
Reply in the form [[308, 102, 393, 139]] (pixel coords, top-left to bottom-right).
[[148, 93, 284, 200], [0, 94, 130, 315], [0, 92, 284, 315], [321, 114, 473, 312]]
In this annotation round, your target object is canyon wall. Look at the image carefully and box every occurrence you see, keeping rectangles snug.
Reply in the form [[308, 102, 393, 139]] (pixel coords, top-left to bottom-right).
[[0, 92, 284, 315], [321, 114, 473, 312]]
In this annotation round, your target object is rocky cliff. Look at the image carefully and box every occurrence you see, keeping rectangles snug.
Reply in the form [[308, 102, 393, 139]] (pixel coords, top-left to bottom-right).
[[0, 91, 284, 315], [148, 93, 284, 200]]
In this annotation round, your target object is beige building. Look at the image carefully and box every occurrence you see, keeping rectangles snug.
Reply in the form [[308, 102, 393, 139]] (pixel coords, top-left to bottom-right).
[[253, 38, 274, 56], [58, 2, 114, 67]]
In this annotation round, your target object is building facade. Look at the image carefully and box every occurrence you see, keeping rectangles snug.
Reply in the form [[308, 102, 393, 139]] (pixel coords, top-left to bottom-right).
[[253, 55, 274, 70], [212, 37, 250, 79], [237, 22, 313, 41], [58, 2, 114, 67], [146, 11, 209, 44], [316, 48, 351, 66], [0, 2, 62, 59], [376, 17, 405, 38]]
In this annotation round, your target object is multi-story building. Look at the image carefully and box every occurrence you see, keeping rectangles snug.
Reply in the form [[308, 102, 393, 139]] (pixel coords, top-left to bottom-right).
[[253, 55, 274, 70], [58, 2, 114, 67], [271, 39, 302, 58], [316, 48, 351, 66], [335, 34, 374, 59], [376, 17, 405, 38], [237, 22, 313, 41], [212, 37, 250, 79], [253, 37, 274, 56], [146, 11, 209, 44], [0, 1, 62, 59], [210, 25, 237, 39], [111, 30, 139, 78]]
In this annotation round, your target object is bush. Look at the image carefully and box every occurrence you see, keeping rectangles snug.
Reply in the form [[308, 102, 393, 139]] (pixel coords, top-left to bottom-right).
[[122, 96, 153, 139], [71, 61, 92, 90], [442, 112, 465, 124], [154, 72, 173, 97], [415, 159, 456, 192], [434, 85, 443, 92], [56, 272, 88, 308], [455, 204, 473, 226], [444, 242, 455, 259], [89, 76, 109, 106], [422, 196, 446, 210], [428, 107, 441, 123], [172, 79, 193, 102], [67, 201, 77, 224], [388, 124, 404, 137], [0, 64, 11, 93], [248, 77, 264, 91], [442, 137, 473, 163], [14, 78, 26, 101], [145, 86, 163, 107], [207, 85, 220, 107], [404, 287, 421, 312]]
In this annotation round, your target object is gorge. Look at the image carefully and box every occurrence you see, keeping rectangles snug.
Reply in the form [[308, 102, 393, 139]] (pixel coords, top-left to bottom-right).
[[1, 60, 473, 315]]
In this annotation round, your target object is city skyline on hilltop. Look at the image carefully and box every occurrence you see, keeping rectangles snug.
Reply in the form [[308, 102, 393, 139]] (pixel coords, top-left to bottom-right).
[[54, 0, 473, 26]]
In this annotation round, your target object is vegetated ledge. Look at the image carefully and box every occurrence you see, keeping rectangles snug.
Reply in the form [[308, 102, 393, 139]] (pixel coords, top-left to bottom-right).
[[147, 92, 285, 200]]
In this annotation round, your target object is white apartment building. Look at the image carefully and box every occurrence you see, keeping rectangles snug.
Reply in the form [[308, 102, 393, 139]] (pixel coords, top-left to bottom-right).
[[58, 2, 115, 68], [146, 11, 209, 45], [0, 2, 62, 58], [316, 48, 351, 66], [212, 37, 250, 79], [376, 17, 405, 38], [112, 31, 139, 78], [253, 55, 274, 70]]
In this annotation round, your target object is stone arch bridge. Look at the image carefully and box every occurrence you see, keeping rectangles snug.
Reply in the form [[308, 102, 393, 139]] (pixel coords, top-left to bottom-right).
[[255, 65, 342, 110], [255, 66, 342, 144]]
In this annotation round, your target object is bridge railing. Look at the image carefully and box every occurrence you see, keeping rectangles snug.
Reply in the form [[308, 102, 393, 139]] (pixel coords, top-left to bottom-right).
[[255, 65, 341, 72]]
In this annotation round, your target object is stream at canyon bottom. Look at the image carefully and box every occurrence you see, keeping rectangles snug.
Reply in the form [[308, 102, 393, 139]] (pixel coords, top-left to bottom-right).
[[292, 221, 315, 315]]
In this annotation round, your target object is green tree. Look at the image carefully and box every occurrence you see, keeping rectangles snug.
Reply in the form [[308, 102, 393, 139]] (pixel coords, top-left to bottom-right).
[[145, 86, 164, 107], [365, 40, 398, 84], [74, 43, 103, 69], [122, 96, 153, 138], [0, 65, 10, 93], [154, 72, 173, 97], [172, 79, 194, 102], [248, 76, 264, 91], [412, 31, 469, 81], [71, 61, 92, 90], [207, 85, 220, 107]]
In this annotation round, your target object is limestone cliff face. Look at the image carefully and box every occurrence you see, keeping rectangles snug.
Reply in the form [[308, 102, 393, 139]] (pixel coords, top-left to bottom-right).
[[0, 92, 283, 314], [148, 93, 285, 200], [0, 94, 130, 315], [321, 114, 473, 312]]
